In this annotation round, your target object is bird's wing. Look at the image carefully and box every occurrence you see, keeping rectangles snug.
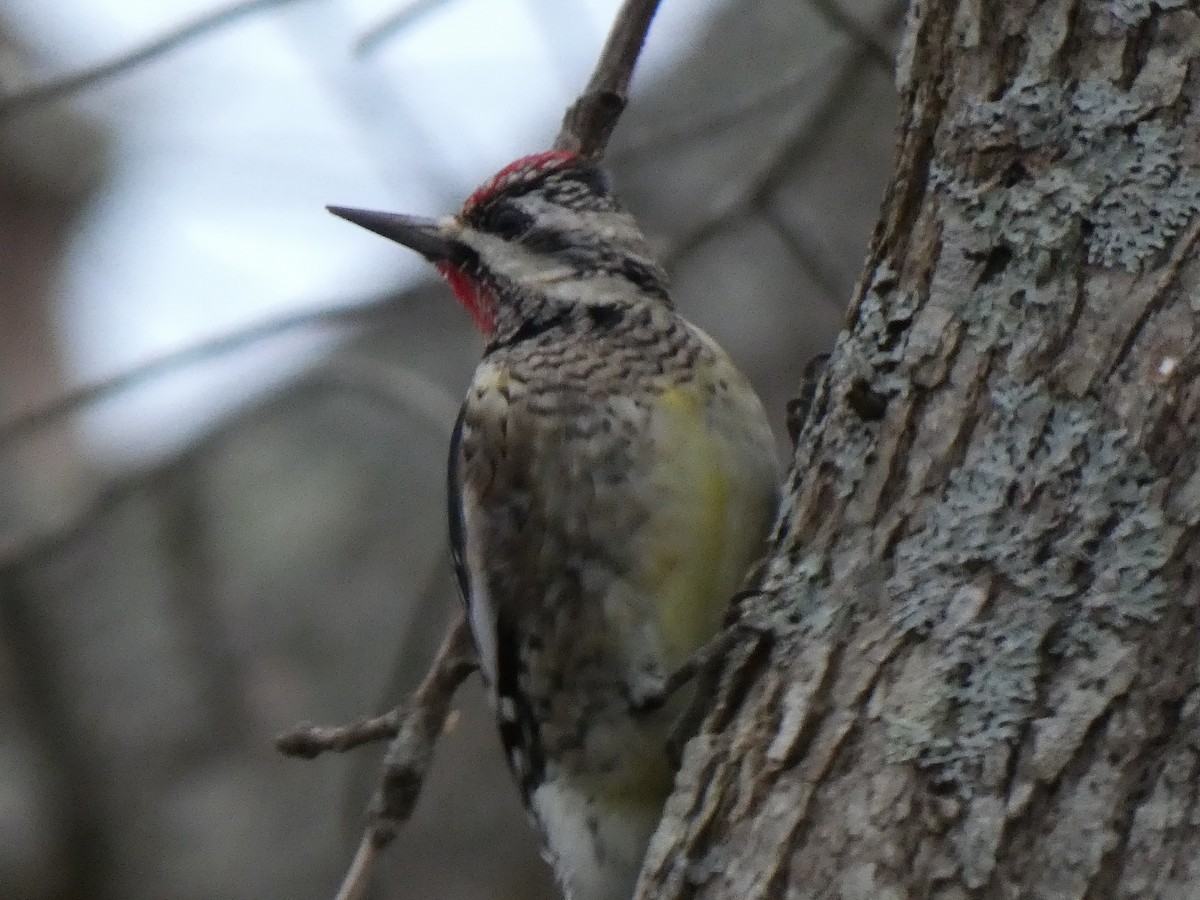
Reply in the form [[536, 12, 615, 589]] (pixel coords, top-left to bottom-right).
[[447, 363, 547, 799]]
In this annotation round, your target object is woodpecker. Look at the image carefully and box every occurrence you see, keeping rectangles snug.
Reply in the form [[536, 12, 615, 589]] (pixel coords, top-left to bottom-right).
[[330, 151, 780, 900]]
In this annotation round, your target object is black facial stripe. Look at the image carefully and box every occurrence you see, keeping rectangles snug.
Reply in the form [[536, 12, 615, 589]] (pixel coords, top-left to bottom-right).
[[521, 226, 574, 256], [478, 200, 536, 241], [571, 251, 670, 302], [484, 308, 572, 354], [448, 241, 482, 274], [587, 304, 624, 329], [620, 257, 668, 299]]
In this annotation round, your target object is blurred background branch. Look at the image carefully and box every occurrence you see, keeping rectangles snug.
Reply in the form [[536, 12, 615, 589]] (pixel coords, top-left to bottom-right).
[[0, 0, 311, 120], [355, 0, 459, 56]]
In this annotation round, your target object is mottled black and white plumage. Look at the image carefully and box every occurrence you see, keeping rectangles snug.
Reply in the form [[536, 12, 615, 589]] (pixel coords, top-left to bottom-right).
[[330, 152, 779, 900]]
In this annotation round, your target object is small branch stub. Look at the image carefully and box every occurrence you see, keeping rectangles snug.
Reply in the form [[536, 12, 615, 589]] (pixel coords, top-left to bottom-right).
[[277, 616, 476, 900], [552, 0, 662, 158]]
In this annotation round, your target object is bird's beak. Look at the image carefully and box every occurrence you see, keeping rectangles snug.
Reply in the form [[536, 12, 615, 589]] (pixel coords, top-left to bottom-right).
[[327, 206, 455, 263]]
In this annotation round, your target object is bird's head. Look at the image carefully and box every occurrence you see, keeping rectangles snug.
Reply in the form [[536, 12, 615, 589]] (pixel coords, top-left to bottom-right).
[[329, 151, 668, 339]]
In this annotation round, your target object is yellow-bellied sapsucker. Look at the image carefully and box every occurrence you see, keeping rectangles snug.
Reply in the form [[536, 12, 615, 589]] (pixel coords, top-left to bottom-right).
[[330, 151, 780, 900]]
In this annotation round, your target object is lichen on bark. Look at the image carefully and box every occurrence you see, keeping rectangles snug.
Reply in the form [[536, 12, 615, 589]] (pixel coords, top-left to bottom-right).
[[638, 1, 1200, 897]]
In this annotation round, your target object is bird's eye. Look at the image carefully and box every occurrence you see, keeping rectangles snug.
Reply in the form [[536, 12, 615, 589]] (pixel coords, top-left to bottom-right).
[[480, 202, 534, 240]]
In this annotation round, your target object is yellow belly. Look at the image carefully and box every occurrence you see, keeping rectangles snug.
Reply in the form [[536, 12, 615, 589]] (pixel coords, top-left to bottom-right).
[[634, 374, 779, 670]]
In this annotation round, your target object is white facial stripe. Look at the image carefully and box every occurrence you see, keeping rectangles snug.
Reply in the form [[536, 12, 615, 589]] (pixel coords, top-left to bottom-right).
[[459, 202, 658, 310], [464, 230, 575, 285], [516, 195, 647, 246], [464, 231, 655, 308]]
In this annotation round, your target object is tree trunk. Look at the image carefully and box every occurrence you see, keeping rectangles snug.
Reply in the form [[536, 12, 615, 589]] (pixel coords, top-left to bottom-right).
[[638, 1, 1200, 897]]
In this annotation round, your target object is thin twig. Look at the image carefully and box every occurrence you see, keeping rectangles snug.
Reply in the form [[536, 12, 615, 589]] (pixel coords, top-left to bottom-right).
[[333, 836, 379, 900], [0, 299, 395, 452], [553, 0, 663, 157], [279, 616, 478, 900], [0, 0, 311, 121], [354, 0, 459, 57], [275, 708, 406, 757]]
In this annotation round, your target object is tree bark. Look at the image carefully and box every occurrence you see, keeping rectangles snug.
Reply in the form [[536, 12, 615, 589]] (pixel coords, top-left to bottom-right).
[[638, 1, 1200, 897]]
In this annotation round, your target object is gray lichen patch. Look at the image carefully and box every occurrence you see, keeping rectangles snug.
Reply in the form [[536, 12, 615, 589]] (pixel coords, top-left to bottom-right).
[[1108, 0, 1191, 28], [884, 376, 1168, 795], [935, 77, 1200, 294], [823, 274, 918, 495], [766, 268, 918, 596]]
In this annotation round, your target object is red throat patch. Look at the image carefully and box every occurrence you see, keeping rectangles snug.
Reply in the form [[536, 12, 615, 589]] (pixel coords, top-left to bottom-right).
[[437, 262, 496, 335]]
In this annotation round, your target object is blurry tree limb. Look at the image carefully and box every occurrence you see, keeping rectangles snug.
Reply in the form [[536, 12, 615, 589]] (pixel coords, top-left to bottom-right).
[[756, 196, 854, 310], [354, 0, 459, 56], [0, 363, 453, 569], [0, 299, 397, 452], [325, 352, 462, 430], [553, 0, 662, 158], [614, 0, 895, 163], [613, 55, 834, 163], [808, 0, 895, 73], [661, 0, 906, 271], [0, 567, 123, 900], [0, 0, 312, 121], [161, 472, 258, 746], [661, 53, 859, 268]]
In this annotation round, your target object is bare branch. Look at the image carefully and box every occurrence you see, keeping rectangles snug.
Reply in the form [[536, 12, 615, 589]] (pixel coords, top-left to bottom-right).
[[756, 196, 855, 310], [275, 709, 404, 758], [276, 616, 478, 900], [659, 57, 862, 270], [323, 352, 462, 430], [553, 0, 663, 158], [0, 361, 450, 569], [354, 0, 459, 57], [332, 836, 379, 900], [613, 56, 831, 163], [808, 0, 896, 73], [660, 0, 905, 270], [0, 0, 311, 121], [0, 299, 395, 452]]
